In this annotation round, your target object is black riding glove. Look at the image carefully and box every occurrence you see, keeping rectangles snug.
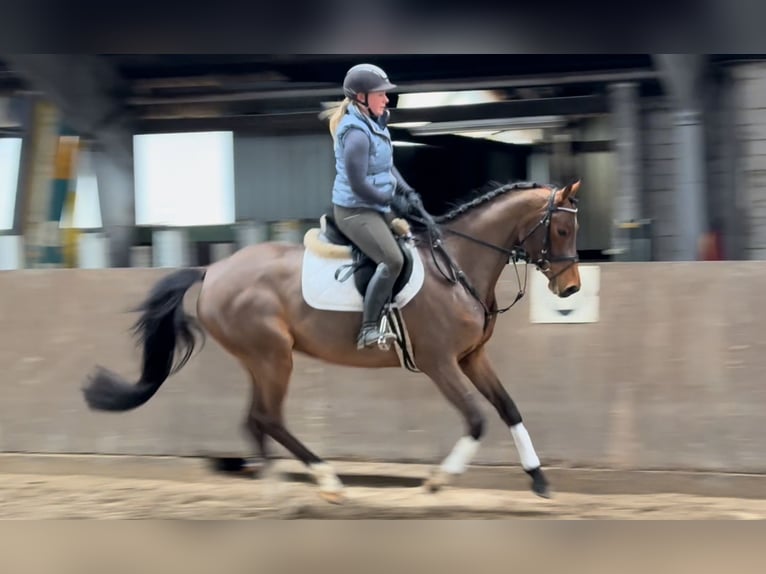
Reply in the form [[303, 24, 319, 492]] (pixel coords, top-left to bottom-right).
[[404, 188, 425, 211], [391, 191, 413, 217], [391, 167, 441, 239], [407, 192, 441, 240]]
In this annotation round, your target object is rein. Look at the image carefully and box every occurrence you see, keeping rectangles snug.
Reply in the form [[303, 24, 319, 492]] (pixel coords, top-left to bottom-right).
[[408, 188, 579, 329]]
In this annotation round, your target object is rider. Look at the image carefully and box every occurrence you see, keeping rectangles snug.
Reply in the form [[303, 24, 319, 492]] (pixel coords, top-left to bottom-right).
[[322, 63, 425, 350]]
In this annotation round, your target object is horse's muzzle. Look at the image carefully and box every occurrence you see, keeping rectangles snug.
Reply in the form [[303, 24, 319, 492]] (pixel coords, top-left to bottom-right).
[[548, 261, 581, 298], [560, 284, 580, 298]]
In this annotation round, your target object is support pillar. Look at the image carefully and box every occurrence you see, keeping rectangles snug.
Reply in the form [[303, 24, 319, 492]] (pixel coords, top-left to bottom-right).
[[152, 228, 189, 268], [94, 145, 135, 267], [608, 82, 647, 261], [19, 98, 59, 268], [235, 220, 269, 248], [549, 133, 574, 185], [653, 54, 710, 261], [77, 231, 109, 269], [674, 109, 707, 260]]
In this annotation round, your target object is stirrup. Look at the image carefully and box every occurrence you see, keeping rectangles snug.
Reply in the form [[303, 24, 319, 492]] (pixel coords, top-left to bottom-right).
[[376, 312, 397, 350], [356, 328, 381, 350], [357, 316, 397, 351]]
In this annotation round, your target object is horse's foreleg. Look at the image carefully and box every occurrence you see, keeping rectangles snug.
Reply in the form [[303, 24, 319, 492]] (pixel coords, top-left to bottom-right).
[[239, 374, 273, 476], [419, 359, 486, 493], [459, 347, 550, 498]]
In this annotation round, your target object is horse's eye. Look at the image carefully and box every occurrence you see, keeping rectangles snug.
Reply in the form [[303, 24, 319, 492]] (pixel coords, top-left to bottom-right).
[[557, 228, 568, 237]]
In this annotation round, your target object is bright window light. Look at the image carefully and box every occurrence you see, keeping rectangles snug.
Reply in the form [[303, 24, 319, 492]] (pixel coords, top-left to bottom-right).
[[0, 138, 22, 231], [458, 128, 545, 145], [134, 131, 235, 227], [396, 90, 503, 109], [388, 121, 431, 129]]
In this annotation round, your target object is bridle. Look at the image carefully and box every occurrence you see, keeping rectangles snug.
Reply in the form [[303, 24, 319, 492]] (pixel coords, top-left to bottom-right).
[[410, 187, 579, 328], [514, 187, 580, 278]]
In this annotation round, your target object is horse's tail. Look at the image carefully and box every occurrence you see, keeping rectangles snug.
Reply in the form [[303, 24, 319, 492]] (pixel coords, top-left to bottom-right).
[[82, 268, 206, 411]]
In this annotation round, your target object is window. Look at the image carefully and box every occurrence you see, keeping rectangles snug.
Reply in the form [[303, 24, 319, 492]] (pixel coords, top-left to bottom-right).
[[0, 138, 22, 231], [133, 131, 235, 226]]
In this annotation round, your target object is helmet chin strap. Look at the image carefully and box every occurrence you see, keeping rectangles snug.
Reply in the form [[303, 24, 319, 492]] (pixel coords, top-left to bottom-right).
[[358, 93, 375, 118], [356, 94, 388, 125]]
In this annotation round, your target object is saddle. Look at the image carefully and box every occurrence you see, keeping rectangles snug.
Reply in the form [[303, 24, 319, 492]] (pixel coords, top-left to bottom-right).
[[318, 212, 415, 298], [301, 213, 424, 370]]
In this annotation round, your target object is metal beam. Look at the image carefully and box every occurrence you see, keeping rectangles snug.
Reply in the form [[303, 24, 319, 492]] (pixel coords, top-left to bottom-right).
[[125, 69, 658, 106], [392, 96, 607, 123], [135, 113, 325, 134], [135, 95, 609, 133]]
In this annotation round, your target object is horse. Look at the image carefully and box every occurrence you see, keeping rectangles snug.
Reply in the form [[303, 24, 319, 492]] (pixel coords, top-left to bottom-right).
[[82, 179, 582, 504]]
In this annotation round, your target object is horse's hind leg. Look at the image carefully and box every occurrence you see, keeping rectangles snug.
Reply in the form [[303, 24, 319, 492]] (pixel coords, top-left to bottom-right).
[[459, 347, 550, 498], [418, 359, 486, 492], [240, 327, 345, 503]]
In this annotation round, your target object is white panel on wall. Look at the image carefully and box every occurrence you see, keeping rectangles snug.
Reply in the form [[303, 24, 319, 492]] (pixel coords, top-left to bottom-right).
[[0, 137, 22, 231], [529, 265, 601, 324], [134, 131, 235, 226]]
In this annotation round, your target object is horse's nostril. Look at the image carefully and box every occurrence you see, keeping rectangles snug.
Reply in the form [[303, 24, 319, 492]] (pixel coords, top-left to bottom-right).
[[562, 285, 580, 298]]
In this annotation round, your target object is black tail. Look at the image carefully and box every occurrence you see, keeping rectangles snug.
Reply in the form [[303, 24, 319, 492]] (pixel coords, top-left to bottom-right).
[[83, 268, 206, 411]]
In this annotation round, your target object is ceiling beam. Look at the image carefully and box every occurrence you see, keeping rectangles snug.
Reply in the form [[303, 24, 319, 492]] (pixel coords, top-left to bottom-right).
[[125, 69, 657, 106], [135, 95, 609, 134], [390, 95, 608, 123], [4, 55, 135, 159]]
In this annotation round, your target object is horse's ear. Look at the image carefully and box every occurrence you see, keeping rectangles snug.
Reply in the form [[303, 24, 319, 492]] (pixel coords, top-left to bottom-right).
[[558, 180, 581, 203]]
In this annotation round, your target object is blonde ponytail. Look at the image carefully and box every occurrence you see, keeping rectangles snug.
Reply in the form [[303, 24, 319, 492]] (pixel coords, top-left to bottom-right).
[[319, 97, 355, 141]]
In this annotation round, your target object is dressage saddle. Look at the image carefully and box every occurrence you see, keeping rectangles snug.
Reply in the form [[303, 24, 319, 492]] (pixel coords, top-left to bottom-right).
[[320, 212, 415, 298]]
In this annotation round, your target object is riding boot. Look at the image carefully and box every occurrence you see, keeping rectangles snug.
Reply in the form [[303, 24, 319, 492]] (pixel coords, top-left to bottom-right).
[[357, 262, 396, 349]]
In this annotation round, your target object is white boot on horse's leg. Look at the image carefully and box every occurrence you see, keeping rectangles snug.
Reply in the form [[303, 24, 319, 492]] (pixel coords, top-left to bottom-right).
[[310, 462, 346, 504], [423, 436, 480, 493], [510, 422, 550, 498]]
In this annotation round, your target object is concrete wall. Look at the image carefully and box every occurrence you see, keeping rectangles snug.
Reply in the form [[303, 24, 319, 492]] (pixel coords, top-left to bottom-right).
[[0, 263, 765, 473]]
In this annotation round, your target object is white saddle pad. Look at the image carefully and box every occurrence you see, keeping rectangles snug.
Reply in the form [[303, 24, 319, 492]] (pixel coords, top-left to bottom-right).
[[301, 235, 425, 312]]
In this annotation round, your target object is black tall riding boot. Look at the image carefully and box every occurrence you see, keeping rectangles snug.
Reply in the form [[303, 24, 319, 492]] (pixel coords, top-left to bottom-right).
[[357, 262, 396, 349]]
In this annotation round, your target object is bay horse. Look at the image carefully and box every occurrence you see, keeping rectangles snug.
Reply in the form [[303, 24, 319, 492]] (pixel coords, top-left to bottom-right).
[[83, 180, 581, 504]]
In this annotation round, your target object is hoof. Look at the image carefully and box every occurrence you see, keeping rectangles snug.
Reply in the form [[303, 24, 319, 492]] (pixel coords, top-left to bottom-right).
[[242, 460, 273, 479], [423, 469, 449, 493], [532, 482, 552, 499], [210, 457, 271, 478], [422, 478, 442, 493], [318, 490, 346, 505], [526, 467, 552, 499]]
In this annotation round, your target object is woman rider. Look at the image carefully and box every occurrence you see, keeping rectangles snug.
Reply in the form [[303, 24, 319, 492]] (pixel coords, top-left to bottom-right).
[[321, 63, 424, 349]]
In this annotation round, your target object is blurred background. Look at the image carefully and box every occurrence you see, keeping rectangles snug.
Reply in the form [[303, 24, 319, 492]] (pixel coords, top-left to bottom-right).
[[0, 54, 756, 270]]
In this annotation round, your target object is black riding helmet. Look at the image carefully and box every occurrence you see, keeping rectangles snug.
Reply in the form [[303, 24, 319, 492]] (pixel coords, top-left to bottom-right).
[[343, 64, 397, 121], [343, 63, 397, 98]]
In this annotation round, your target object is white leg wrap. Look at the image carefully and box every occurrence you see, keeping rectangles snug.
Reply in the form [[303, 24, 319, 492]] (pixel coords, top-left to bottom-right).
[[439, 436, 480, 474], [309, 462, 344, 493], [510, 423, 540, 470]]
